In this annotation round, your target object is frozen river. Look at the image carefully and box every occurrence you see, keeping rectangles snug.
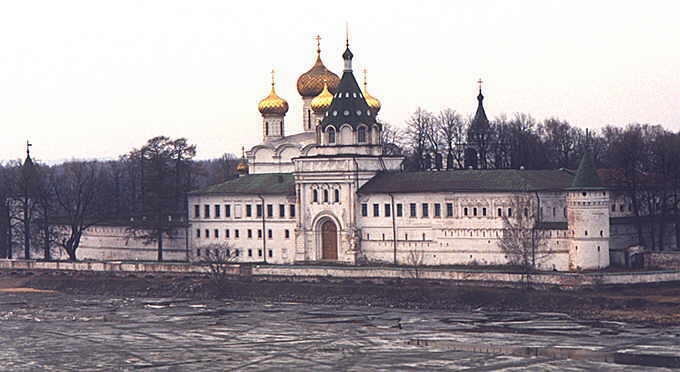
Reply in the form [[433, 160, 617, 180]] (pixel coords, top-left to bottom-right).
[[1, 290, 679, 370]]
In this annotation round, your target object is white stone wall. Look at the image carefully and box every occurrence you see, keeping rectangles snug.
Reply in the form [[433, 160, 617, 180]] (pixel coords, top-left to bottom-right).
[[69, 225, 188, 261], [188, 193, 296, 264], [356, 191, 572, 271]]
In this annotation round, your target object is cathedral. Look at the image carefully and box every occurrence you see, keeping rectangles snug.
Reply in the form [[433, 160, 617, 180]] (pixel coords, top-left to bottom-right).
[[186, 36, 656, 272]]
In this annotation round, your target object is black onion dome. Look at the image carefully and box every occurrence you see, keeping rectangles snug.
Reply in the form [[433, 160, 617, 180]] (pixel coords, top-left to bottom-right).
[[319, 47, 377, 131]]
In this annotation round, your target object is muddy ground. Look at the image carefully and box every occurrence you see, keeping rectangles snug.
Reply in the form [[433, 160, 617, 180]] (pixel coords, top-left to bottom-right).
[[2, 270, 679, 326]]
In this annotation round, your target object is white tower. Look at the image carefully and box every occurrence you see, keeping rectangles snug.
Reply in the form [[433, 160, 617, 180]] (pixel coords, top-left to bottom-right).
[[566, 152, 610, 271]]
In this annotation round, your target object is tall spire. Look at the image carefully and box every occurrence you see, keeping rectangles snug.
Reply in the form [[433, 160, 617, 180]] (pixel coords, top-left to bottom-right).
[[342, 24, 354, 71], [569, 149, 603, 189], [470, 78, 489, 134], [26, 140, 32, 158], [477, 78, 484, 101]]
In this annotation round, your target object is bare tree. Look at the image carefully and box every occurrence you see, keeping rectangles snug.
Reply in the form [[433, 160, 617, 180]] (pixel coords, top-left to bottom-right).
[[436, 109, 466, 169], [200, 242, 238, 290], [499, 194, 553, 287], [126, 136, 196, 261], [51, 161, 108, 261]]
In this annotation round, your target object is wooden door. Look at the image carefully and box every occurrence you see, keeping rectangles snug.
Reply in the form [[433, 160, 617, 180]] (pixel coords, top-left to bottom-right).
[[321, 220, 337, 260]]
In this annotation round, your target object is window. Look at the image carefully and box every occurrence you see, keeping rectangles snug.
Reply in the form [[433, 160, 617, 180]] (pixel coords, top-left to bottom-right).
[[214, 229, 219, 239], [226, 249, 231, 257], [235, 249, 240, 256], [225, 204, 231, 217], [434, 203, 441, 217], [396, 203, 403, 217], [256, 204, 262, 218], [204, 205, 210, 218], [498, 208, 502, 217], [361, 203, 368, 217], [268, 229, 273, 239], [248, 249, 253, 257], [373, 203, 380, 217], [214, 205, 221, 218], [611, 204, 616, 212], [422, 233, 426, 241], [205, 229, 209, 238], [247, 229, 253, 239], [473, 207, 477, 217], [619, 204, 624, 212], [279, 204, 285, 218], [323, 189, 329, 203], [563, 207, 567, 217], [552, 207, 556, 217], [523, 208, 528, 217], [464, 207, 468, 216], [289, 204, 296, 217], [358, 126, 367, 143], [246, 204, 252, 217], [313, 190, 318, 203], [328, 128, 336, 144], [226, 229, 230, 238], [405, 233, 409, 240], [285, 229, 290, 239], [508, 208, 513, 217], [385, 203, 391, 217], [196, 248, 201, 257], [422, 203, 429, 217], [258, 249, 263, 257], [267, 204, 273, 218], [235, 229, 240, 239], [446, 203, 453, 217], [334, 189, 340, 203], [268, 249, 273, 258], [195, 229, 200, 238], [482, 207, 487, 217], [194, 205, 200, 218], [410, 203, 417, 217], [258, 229, 262, 239]]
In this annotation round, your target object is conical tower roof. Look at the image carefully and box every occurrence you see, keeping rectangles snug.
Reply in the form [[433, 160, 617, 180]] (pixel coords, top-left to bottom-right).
[[568, 151, 603, 189], [319, 42, 377, 131], [468, 82, 490, 141]]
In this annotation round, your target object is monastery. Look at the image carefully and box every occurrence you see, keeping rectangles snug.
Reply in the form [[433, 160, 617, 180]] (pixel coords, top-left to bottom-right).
[[185, 36, 653, 272]]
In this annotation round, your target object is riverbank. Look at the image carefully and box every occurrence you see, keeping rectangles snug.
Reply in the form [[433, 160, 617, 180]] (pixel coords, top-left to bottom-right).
[[3, 270, 679, 326]]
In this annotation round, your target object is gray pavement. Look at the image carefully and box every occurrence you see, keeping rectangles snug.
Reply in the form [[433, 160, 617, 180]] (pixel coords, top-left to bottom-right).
[[0, 292, 678, 371]]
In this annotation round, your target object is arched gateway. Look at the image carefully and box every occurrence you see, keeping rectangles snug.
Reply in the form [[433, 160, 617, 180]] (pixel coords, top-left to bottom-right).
[[321, 220, 338, 260]]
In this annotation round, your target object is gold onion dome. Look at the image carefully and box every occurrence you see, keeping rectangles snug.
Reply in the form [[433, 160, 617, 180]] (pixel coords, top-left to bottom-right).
[[362, 69, 381, 113], [236, 147, 249, 174], [310, 83, 334, 114], [296, 36, 340, 98], [258, 70, 289, 116]]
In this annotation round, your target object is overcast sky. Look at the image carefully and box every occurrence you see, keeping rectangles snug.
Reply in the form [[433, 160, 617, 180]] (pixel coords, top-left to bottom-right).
[[0, 1, 678, 162]]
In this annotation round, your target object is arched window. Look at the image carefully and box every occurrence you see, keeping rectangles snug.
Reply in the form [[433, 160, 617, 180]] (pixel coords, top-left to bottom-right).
[[328, 128, 336, 144], [334, 189, 340, 203], [313, 189, 318, 203], [265, 122, 269, 136], [323, 189, 329, 203], [357, 126, 367, 143]]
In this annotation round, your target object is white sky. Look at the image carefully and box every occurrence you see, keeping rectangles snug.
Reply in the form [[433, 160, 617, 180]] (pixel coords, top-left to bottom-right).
[[0, 1, 678, 162]]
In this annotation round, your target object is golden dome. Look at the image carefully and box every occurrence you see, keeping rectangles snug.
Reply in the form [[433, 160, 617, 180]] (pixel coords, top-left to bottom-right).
[[362, 69, 381, 113], [236, 147, 249, 174], [310, 83, 333, 114], [296, 37, 340, 98], [258, 70, 289, 116]]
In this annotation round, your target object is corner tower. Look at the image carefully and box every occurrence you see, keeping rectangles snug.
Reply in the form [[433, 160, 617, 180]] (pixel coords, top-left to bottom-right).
[[566, 151, 610, 271]]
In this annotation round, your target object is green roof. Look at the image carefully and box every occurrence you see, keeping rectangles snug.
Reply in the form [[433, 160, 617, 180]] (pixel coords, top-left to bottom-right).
[[569, 152, 603, 189], [359, 169, 575, 194], [189, 173, 295, 196]]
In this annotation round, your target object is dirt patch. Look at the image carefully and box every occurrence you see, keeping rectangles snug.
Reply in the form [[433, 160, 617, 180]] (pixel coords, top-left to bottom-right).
[[0, 288, 56, 293]]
